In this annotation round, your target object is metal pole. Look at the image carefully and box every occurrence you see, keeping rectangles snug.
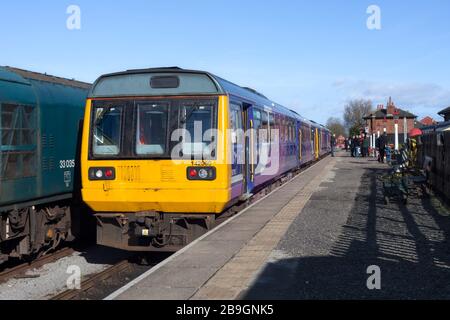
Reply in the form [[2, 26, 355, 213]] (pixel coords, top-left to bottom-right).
[[404, 117, 407, 143], [395, 123, 399, 150], [373, 133, 376, 157]]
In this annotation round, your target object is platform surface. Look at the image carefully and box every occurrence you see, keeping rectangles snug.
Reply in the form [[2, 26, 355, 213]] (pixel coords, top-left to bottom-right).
[[107, 151, 450, 300]]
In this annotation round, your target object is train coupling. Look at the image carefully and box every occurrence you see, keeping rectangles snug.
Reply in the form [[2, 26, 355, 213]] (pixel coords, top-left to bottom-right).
[[134, 214, 159, 238]]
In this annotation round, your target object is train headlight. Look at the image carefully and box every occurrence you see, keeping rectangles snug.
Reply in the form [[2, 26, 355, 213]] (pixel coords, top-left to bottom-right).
[[96, 170, 104, 178], [198, 169, 209, 179], [187, 167, 216, 181], [89, 167, 116, 181]]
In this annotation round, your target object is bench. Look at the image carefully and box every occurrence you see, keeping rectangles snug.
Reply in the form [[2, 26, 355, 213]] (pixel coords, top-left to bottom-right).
[[382, 148, 430, 204]]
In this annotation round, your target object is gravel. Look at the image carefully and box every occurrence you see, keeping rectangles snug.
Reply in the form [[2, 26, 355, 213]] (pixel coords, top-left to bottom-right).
[[0, 246, 129, 300]]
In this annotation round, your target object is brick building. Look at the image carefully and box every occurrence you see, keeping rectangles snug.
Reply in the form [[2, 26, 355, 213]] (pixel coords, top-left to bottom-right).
[[363, 97, 417, 146], [419, 116, 437, 126]]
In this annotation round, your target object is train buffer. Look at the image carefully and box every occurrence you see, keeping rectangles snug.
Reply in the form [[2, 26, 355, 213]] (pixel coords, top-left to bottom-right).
[[106, 151, 450, 300]]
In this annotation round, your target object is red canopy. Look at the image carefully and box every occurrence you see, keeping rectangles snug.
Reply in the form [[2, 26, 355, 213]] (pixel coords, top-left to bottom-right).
[[409, 128, 422, 137]]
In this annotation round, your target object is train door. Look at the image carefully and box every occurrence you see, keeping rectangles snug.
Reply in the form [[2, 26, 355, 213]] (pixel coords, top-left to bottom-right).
[[298, 123, 303, 163], [315, 128, 320, 160], [230, 103, 246, 199], [319, 129, 322, 154], [243, 103, 254, 196]]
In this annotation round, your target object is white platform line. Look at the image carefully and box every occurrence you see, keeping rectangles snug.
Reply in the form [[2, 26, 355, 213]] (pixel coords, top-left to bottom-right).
[[104, 158, 329, 300]]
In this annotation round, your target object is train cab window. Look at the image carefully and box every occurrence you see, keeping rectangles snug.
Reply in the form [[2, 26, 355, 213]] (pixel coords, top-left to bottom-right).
[[136, 103, 168, 155], [179, 103, 215, 157], [92, 106, 123, 156]]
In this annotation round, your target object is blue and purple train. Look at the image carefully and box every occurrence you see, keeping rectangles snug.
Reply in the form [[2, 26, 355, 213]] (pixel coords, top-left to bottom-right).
[[81, 67, 332, 251]]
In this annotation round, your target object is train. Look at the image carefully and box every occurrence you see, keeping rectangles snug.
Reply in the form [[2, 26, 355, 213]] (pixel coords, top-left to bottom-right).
[[0, 66, 90, 264], [81, 67, 331, 252]]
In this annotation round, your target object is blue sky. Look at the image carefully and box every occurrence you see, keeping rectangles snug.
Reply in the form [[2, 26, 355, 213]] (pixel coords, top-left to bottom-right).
[[1, 0, 450, 124]]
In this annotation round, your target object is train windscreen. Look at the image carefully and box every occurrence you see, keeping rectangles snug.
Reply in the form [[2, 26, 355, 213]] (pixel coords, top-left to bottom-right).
[[90, 98, 217, 160]]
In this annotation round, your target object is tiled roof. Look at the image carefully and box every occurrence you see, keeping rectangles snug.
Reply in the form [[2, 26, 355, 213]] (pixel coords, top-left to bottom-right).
[[363, 108, 416, 119]]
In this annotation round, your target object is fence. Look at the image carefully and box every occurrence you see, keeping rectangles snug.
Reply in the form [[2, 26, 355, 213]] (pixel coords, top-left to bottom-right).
[[417, 131, 450, 202]]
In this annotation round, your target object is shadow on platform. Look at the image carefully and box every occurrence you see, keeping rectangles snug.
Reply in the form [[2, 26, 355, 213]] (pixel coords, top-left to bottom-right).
[[243, 165, 450, 300]]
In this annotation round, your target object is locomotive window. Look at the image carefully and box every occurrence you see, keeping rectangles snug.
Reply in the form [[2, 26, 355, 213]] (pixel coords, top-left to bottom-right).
[[0, 104, 37, 181], [179, 103, 215, 158], [92, 106, 123, 156], [136, 103, 169, 155]]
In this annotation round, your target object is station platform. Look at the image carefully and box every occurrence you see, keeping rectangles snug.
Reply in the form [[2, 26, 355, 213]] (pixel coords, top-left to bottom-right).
[[106, 151, 450, 300]]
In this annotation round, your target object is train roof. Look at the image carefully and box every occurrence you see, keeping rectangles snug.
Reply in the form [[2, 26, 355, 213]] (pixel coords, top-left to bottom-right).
[[421, 121, 450, 133], [1, 66, 91, 90], [89, 67, 301, 119]]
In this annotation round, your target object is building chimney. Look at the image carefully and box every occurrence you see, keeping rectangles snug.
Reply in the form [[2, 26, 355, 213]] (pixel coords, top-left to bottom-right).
[[387, 97, 395, 115]]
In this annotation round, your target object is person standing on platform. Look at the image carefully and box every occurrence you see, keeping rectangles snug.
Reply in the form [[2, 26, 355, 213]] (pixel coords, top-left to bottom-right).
[[362, 134, 370, 157], [331, 134, 336, 157], [350, 136, 355, 157], [354, 135, 361, 157], [379, 131, 387, 163], [352, 136, 358, 158], [376, 135, 381, 161]]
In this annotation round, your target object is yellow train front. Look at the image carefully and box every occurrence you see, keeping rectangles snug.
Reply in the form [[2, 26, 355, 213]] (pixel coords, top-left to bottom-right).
[[81, 67, 329, 252]]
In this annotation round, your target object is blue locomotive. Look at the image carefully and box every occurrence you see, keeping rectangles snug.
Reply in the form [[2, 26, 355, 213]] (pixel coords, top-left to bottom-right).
[[0, 67, 90, 263]]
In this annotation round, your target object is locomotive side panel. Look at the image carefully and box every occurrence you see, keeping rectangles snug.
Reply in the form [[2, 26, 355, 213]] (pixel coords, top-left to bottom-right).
[[31, 80, 87, 199]]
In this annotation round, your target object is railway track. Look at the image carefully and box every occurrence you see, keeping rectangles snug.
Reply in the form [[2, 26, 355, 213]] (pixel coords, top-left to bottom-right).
[[51, 259, 132, 300], [50, 253, 169, 300], [0, 247, 75, 284]]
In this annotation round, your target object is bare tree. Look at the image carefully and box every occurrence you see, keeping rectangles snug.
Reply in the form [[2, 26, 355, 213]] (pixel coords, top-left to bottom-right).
[[326, 117, 346, 137], [343, 99, 373, 130]]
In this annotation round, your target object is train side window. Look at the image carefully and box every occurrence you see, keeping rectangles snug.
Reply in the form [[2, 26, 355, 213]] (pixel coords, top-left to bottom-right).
[[231, 106, 243, 141], [0, 104, 37, 180], [253, 109, 262, 134], [289, 121, 293, 142], [261, 111, 269, 143], [92, 106, 123, 156], [269, 113, 275, 142]]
